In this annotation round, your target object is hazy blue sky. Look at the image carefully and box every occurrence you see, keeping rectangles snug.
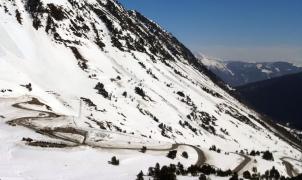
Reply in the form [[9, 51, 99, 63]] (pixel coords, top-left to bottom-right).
[[119, 0, 302, 63]]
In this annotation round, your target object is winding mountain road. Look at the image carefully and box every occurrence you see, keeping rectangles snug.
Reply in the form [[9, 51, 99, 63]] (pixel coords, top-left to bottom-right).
[[98, 144, 206, 166], [231, 153, 252, 173], [7, 98, 206, 166], [231, 152, 301, 178], [281, 157, 302, 177], [231, 153, 301, 178], [182, 144, 206, 167], [8, 97, 300, 177]]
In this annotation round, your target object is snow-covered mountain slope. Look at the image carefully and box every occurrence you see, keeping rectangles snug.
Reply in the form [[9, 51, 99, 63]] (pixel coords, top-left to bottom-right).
[[197, 55, 302, 87], [0, 0, 301, 179], [237, 72, 302, 131]]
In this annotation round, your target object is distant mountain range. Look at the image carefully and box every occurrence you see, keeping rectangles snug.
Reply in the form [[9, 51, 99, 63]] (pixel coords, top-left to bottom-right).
[[237, 72, 302, 130], [198, 55, 302, 87]]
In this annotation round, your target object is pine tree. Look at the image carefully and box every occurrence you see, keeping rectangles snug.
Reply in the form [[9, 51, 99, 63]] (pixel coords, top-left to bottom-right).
[[199, 173, 206, 180], [136, 170, 144, 180], [157, 166, 176, 180], [109, 156, 119, 165], [243, 171, 251, 179], [229, 173, 239, 180], [262, 151, 274, 161], [140, 146, 147, 153], [154, 163, 160, 177], [182, 151, 188, 159], [167, 150, 177, 159]]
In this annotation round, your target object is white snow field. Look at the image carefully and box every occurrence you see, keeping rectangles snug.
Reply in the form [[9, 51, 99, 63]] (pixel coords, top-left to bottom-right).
[[0, 0, 301, 179]]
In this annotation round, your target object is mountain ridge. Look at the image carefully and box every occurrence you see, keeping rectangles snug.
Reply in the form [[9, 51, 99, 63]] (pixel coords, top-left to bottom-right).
[[198, 55, 302, 87], [237, 72, 302, 131]]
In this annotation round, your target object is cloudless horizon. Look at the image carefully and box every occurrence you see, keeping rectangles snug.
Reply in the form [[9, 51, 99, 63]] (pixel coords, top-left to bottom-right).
[[119, 0, 302, 64]]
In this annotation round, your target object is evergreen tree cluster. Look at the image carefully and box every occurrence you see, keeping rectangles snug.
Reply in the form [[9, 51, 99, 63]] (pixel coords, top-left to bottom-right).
[[139, 162, 234, 180], [167, 150, 177, 159], [25, 0, 45, 29], [137, 162, 302, 180], [135, 87, 146, 99], [262, 151, 274, 161], [15, 10, 22, 24], [250, 150, 261, 156], [147, 163, 176, 180], [95, 82, 110, 99], [47, 3, 66, 21], [209, 145, 221, 153], [242, 166, 302, 180]]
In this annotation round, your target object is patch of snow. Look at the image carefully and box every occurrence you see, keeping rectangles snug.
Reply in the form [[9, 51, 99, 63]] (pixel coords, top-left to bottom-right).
[[261, 69, 273, 74]]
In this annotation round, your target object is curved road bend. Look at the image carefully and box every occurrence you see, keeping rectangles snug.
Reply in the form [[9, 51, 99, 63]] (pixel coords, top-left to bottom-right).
[[97, 144, 205, 166], [11, 98, 285, 173], [8, 98, 206, 167], [281, 157, 302, 177], [7, 101, 82, 144], [232, 153, 301, 178], [231, 153, 252, 173]]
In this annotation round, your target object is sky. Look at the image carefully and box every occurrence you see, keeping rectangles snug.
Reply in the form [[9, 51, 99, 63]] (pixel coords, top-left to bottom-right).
[[119, 0, 302, 64]]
